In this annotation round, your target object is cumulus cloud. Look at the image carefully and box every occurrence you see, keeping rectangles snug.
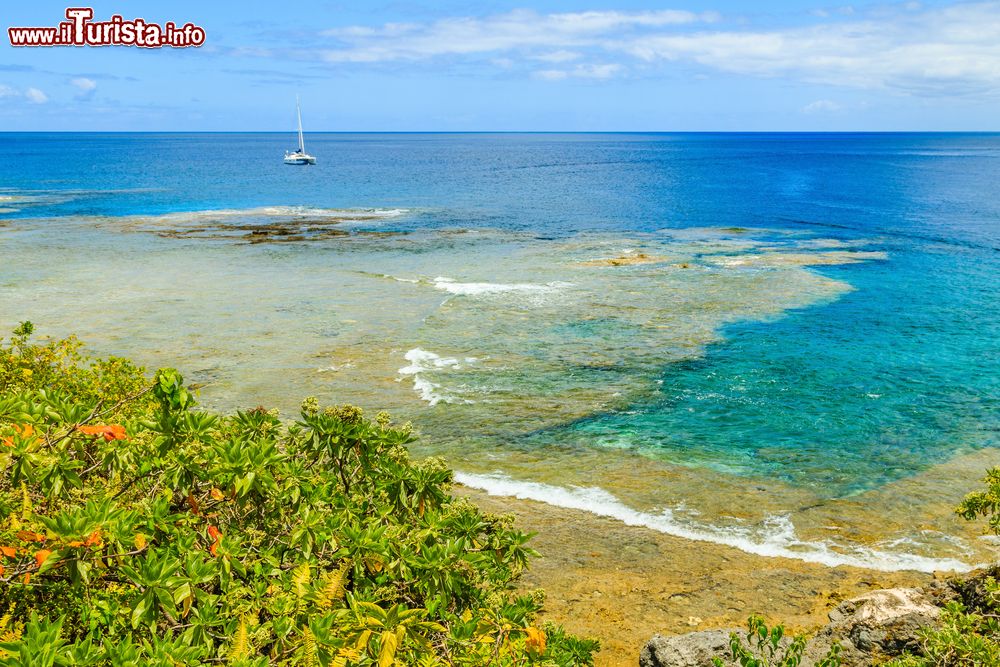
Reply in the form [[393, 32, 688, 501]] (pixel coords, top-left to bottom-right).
[[25, 88, 48, 104], [0, 84, 49, 103], [72, 77, 97, 92], [302, 2, 1000, 97]]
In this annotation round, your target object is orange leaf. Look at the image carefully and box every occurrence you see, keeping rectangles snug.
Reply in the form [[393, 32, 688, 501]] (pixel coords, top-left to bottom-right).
[[0, 563, 5, 576], [207, 525, 222, 557], [34, 549, 52, 568], [66, 541, 83, 548], [134, 534, 147, 550], [22, 572, 30, 585], [16, 530, 44, 543], [2, 423, 35, 447], [525, 626, 546, 655], [210, 487, 224, 501], [186, 494, 200, 515], [0, 546, 16, 558], [84, 529, 102, 548], [77, 424, 127, 442]]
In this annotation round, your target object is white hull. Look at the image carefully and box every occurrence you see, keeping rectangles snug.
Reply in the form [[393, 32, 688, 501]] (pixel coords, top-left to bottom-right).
[[284, 153, 316, 165]]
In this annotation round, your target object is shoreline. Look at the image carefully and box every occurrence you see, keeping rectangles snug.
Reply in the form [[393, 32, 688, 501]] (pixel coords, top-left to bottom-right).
[[460, 486, 936, 666]]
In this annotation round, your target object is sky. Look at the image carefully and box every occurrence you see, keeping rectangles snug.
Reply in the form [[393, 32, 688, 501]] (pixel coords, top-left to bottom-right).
[[1, 0, 999, 131]]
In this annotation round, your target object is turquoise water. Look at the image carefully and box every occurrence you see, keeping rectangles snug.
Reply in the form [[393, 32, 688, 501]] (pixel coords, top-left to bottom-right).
[[561, 248, 999, 494], [1, 132, 998, 570]]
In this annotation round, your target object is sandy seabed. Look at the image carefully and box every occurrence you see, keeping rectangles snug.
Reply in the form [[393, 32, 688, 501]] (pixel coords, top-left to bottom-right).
[[464, 487, 933, 666]]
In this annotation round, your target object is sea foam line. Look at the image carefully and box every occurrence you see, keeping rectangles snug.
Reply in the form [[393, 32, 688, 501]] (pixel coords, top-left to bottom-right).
[[432, 276, 571, 296], [153, 206, 408, 222], [454, 471, 976, 573]]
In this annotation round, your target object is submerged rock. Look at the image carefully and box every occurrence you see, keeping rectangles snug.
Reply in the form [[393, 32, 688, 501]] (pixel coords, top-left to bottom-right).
[[640, 587, 941, 667]]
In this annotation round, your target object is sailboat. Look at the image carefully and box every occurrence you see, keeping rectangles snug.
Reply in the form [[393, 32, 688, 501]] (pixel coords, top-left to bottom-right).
[[284, 96, 316, 165]]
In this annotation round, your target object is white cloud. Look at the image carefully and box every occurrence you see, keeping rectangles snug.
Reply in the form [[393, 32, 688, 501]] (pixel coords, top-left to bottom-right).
[[24, 88, 48, 104], [0, 85, 18, 99], [622, 2, 1000, 96], [536, 63, 625, 80], [72, 77, 97, 92], [533, 50, 583, 63], [303, 2, 1000, 98], [536, 69, 568, 81], [802, 99, 843, 113], [319, 9, 717, 63]]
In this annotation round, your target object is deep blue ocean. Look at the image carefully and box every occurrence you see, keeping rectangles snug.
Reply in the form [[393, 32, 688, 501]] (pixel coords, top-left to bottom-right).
[[2, 132, 998, 570]]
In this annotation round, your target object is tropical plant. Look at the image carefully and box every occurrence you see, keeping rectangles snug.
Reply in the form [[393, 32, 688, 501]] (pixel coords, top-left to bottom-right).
[[0, 322, 599, 665], [712, 615, 840, 667]]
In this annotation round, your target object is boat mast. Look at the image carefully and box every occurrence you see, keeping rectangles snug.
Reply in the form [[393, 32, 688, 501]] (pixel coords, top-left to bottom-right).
[[296, 95, 305, 153]]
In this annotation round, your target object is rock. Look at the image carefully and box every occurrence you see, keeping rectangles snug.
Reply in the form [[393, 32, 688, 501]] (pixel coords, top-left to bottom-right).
[[640, 629, 736, 667], [640, 587, 942, 667], [805, 588, 941, 665]]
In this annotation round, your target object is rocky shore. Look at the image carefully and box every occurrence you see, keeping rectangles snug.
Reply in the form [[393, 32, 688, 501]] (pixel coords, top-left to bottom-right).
[[641, 587, 944, 666], [461, 488, 942, 666]]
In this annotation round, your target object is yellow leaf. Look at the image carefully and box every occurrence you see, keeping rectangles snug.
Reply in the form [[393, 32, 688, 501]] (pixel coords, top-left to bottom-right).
[[315, 564, 348, 610], [134, 534, 147, 550], [378, 630, 398, 667]]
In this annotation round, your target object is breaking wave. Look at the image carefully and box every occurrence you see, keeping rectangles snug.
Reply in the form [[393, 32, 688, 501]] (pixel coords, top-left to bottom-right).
[[398, 348, 476, 406], [455, 471, 976, 573], [432, 276, 571, 296]]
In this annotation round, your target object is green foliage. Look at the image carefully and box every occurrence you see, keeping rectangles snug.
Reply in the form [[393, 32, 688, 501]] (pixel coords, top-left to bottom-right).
[[957, 468, 1000, 537], [885, 597, 1000, 667], [0, 325, 598, 665], [712, 616, 840, 667]]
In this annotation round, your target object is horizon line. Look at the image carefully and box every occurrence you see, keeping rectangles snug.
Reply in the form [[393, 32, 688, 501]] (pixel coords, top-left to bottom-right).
[[2, 130, 999, 134]]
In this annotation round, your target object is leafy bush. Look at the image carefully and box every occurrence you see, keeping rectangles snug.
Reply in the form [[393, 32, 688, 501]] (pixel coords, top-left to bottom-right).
[[0, 323, 599, 665], [712, 615, 840, 667]]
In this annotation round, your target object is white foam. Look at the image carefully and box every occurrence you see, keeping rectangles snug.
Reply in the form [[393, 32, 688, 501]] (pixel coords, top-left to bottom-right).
[[398, 348, 475, 406], [454, 471, 978, 573], [150, 206, 407, 224], [432, 276, 571, 296]]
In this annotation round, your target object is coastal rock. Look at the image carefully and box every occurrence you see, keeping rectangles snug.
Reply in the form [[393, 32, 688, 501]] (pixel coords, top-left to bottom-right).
[[806, 587, 940, 665], [639, 629, 737, 667], [640, 588, 941, 667]]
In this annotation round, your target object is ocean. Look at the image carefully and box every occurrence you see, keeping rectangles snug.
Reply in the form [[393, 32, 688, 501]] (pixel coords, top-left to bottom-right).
[[1, 132, 997, 573]]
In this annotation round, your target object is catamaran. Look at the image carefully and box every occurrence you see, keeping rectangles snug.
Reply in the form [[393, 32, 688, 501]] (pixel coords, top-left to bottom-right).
[[284, 96, 316, 165]]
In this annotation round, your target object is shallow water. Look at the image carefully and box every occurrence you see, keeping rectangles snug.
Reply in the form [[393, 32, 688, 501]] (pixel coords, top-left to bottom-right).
[[1, 132, 998, 573]]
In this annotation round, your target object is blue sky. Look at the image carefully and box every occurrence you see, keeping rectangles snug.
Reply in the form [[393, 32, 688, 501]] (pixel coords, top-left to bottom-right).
[[1, 1, 998, 130]]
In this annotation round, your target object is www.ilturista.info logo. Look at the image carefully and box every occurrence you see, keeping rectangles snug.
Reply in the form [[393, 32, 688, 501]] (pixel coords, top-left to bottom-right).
[[8, 8, 206, 48]]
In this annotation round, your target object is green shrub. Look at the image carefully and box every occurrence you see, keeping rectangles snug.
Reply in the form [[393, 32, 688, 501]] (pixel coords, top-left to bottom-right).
[[0, 323, 599, 666], [712, 615, 840, 667]]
